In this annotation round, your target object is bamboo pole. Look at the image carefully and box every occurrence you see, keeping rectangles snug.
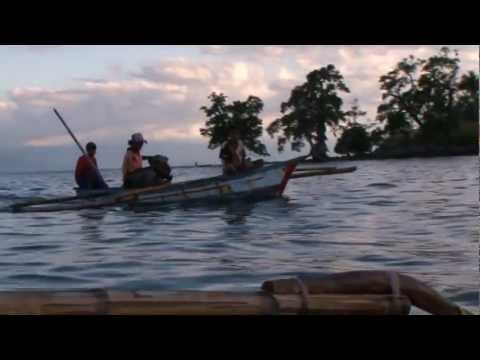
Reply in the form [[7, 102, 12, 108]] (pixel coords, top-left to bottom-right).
[[10, 190, 115, 212], [0, 271, 470, 315], [290, 167, 357, 179], [294, 167, 338, 172], [0, 290, 411, 315], [11, 181, 172, 213], [262, 271, 470, 315]]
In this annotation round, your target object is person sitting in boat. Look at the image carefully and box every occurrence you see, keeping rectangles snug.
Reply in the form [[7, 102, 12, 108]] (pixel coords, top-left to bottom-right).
[[122, 133, 172, 189], [219, 129, 246, 176], [220, 129, 264, 176], [75, 142, 108, 189]]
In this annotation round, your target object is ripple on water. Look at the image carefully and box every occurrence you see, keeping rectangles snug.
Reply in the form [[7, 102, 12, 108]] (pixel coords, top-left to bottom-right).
[[7, 274, 91, 285], [389, 260, 434, 267], [0, 261, 49, 267], [49, 265, 82, 272], [92, 261, 143, 269], [367, 183, 398, 188], [8, 244, 61, 252], [367, 200, 402, 206], [0, 232, 44, 237], [354, 254, 397, 263]]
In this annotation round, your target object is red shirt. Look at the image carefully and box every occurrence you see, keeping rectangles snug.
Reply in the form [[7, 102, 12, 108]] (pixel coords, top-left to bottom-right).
[[75, 155, 97, 179]]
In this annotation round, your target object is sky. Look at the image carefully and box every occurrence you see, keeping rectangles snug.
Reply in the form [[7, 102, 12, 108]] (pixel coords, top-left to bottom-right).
[[0, 45, 478, 172]]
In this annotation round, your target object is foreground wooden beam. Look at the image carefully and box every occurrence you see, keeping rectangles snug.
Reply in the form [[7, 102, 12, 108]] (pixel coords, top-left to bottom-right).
[[0, 290, 410, 315], [0, 271, 470, 315]]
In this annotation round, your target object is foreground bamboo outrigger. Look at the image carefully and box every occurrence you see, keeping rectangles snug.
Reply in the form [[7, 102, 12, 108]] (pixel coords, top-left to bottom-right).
[[0, 271, 472, 315]]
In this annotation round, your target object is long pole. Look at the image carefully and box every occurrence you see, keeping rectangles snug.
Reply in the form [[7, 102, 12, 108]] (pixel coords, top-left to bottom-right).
[[52, 108, 106, 184]]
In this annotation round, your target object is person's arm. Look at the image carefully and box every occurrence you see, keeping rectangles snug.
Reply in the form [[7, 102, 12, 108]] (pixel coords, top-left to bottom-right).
[[122, 152, 132, 177]]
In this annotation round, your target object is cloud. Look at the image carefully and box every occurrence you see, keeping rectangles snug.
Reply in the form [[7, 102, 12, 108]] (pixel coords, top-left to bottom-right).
[[134, 57, 277, 99], [0, 100, 17, 111]]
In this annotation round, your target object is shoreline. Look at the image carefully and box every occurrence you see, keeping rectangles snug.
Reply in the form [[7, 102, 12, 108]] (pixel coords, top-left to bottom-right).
[[0, 153, 476, 175], [301, 152, 479, 164]]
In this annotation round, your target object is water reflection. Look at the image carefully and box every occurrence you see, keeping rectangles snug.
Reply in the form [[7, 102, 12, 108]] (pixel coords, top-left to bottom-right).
[[77, 210, 107, 243], [220, 201, 256, 225]]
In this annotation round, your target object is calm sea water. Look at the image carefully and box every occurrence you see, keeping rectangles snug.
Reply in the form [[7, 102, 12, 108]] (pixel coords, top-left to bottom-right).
[[0, 156, 478, 313]]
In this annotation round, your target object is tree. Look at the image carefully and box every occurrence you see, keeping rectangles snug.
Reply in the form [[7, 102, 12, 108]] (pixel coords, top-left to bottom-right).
[[377, 54, 426, 129], [452, 71, 479, 148], [455, 71, 479, 123], [377, 47, 463, 145], [334, 100, 372, 157], [267, 65, 350, 161], [418, 47, 461, 143], [200, 92, 269, 156]]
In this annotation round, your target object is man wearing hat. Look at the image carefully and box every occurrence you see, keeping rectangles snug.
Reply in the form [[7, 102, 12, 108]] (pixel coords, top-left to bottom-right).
[[122, 133, 172, 188], [75, 142, 108, 189]]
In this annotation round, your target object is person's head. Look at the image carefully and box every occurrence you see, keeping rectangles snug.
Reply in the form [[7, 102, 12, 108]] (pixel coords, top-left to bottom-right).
[[86, 142, 97, 157], [128, 133, 148, 151]]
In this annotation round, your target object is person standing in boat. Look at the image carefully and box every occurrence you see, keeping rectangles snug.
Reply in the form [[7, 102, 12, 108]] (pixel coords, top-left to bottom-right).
[[75, 142, 108, 189], [122, 133, 172, 188]]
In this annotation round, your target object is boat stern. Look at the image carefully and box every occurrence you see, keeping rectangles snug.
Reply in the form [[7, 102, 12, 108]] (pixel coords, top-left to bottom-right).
[[276, 162, 297, 196]]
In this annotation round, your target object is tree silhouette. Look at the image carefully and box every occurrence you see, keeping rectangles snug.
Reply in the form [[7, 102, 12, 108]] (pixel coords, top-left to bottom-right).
[[375, 47, 478, 155], [334, 100, 372, 157], [200, 93, 269, 156], [267, 65, 350, 161]]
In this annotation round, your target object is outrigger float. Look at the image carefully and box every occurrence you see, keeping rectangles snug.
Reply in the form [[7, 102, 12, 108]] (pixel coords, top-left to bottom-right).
[[10, 157, 357, 213], [0, 271, 472, 315]]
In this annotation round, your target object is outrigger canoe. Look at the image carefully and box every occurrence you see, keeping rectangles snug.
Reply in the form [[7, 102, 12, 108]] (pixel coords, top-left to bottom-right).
[[10, 157, 299, 212], [10, 157, 357, 213]]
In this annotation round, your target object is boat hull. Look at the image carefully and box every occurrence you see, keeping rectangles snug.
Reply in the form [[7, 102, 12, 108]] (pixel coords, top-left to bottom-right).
[[14, 162, 297, 212], [130, 163, 294, 207]]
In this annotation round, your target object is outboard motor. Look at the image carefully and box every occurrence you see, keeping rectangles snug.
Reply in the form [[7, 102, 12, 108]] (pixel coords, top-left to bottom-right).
[[146, 155, 172, 181], [124, 155, 172, 189]]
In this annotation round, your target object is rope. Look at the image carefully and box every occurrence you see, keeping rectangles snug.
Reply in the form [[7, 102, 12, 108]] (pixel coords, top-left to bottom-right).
[[388, 272, 401, 297], [386, 272, 402, 314], [294, 277, 310, 313]]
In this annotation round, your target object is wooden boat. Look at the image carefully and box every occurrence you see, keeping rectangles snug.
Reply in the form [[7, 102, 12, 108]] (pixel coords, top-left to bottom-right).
[[0, 271, 472, 315], [11, 158, 300, 212], [10, 157, 357, 213]]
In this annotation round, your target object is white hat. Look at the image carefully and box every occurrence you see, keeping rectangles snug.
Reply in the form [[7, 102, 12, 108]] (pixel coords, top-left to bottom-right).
[[130, 133, 147, 144]]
